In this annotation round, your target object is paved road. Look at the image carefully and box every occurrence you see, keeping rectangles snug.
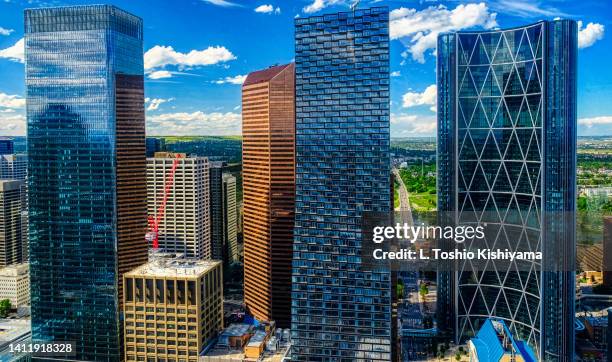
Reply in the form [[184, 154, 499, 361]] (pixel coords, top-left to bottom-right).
[[393, 167, 413, 225]]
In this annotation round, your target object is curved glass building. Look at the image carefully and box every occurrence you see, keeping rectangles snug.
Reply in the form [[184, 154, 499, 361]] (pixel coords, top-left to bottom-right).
[[437, 21, 577, 361]]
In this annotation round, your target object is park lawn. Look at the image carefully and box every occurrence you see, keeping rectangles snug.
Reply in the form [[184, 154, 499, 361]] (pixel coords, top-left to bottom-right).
[[409, 192, 437, 212]]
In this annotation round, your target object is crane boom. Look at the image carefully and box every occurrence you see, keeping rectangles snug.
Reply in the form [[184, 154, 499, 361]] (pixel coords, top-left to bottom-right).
[[146, 153, 184, 249]]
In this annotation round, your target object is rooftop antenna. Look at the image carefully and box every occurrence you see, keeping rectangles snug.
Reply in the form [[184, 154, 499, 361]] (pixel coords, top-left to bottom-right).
[[350, 0, 360, 12]]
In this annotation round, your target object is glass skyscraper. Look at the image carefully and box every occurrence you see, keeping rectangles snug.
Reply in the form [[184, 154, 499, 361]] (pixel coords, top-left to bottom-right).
[[437, 21, 577, 360], [26, 5, 147, 361], [292, 7, 392, 361]]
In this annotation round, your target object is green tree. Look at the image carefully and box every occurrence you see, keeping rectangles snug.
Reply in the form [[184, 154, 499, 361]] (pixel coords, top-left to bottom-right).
[[0, 299, 11, 317], [455, 352, 462, 361], [419, 283, 429, 297]]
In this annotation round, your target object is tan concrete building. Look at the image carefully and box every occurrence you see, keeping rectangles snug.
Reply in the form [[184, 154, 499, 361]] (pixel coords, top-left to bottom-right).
[[147, 153, 211, 259], [242, 64, 295, 328], [0, 263, 29, 307], [123, 255, 223, 362]]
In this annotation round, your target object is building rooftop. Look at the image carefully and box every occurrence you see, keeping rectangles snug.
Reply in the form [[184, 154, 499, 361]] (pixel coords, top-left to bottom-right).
[[243, 64, 292, 86], [0, 319, 30, 349], [0, 264, 29, 277], [125, 254, 220, 278]]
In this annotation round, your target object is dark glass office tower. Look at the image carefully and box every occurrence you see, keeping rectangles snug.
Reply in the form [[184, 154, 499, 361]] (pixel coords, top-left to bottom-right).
[[437, 21, 577, 360], [0, 138, 14, 155], [26, 5, 147, 361], [293, 7, 392, 361]]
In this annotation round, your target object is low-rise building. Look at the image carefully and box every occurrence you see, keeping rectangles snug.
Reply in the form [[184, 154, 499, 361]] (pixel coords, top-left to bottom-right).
[[123, 254, 223, 362], [468, 319, 537, 362], [0, 263, 29, 307]]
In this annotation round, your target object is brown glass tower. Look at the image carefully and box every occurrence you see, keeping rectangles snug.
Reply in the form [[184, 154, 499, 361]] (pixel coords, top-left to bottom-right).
[[242, 64, 295, 328]]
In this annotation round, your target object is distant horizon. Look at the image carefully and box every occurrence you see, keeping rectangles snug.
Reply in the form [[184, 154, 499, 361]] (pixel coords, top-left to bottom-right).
[[1, 1, 611, 136]]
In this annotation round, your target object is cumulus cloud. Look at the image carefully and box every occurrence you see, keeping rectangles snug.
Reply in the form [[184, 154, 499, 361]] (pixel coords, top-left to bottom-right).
[[391, 114, 437, 136], [214, 74, 247, 85], [579, 116, 612, 127], [0, 113, 25, 136], [391, 71, 401, 77], [390, 3, 497, 63], [402, 85, 437, 112], [303, 0, 345, 14], [147, 111, 241, 136], [255, 4, 280, 14], [0, 92, 25, 109], [144, 45, 236, 71], [578, 21, 605, 49], [145, 97, 174, 111], [0, 27, 14, 36], [0, 38, 24, 63]]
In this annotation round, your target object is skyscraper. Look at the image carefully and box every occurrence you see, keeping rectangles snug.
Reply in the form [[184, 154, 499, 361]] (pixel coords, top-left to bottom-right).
[[26, 5, 147, 360], [222, 173, 238, 264], [437, 20, 577, 360], [209, 161, 227, 260], [292, 7, 392, 360], [147, 153, 211, 259], [0, 154, 27, 181], [0, 139, 14, 155], [0, 180, 26, 266], [242, 64, 295, 328]]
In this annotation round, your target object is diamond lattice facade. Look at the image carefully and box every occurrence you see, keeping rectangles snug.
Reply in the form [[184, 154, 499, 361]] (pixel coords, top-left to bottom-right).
[[437, 21, 577, 360]]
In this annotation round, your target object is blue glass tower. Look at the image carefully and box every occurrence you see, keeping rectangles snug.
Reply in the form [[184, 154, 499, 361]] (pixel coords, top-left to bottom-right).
[[26, 5, 147, 361], [437, 21, 577, 360], [292, 7, 392, 361]]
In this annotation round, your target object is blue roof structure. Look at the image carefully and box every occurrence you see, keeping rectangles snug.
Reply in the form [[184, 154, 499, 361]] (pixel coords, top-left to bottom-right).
[[469, 319, 537, 362]]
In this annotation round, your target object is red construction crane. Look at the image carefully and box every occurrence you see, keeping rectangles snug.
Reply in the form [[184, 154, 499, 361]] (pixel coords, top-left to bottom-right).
[[146, 153, 184, 249]]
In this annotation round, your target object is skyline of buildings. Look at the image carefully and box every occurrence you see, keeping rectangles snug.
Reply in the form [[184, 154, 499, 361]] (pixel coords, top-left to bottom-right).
[[0, 3, 597, 361], [25, 5, 148, 360], [437, 20, 578, 360], [242, 63, 295, 329], [292, 7, 394, 360]]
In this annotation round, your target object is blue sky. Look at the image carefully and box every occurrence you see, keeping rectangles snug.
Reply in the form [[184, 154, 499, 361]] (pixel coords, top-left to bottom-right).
[[0, 0, 610, 137]]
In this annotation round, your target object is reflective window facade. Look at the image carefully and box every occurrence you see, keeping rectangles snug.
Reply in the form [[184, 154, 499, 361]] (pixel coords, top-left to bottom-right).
[[292, 7, 392, 361], [437, 21, 576, 360], [242, 64, 295, 328], [26, 5, 146, 361]]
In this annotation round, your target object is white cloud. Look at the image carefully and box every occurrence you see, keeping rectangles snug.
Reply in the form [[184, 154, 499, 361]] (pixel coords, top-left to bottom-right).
[[201, 0, 239, 7], [0, 92, 25, 109], [303, 0, 345, 14], [214, 74, 247, 85], [391, 71, 401, 77], [391, 114, 437, 136], [579, 116, 612, 127], [491, 0, 568, 18], [255, 4, 280, 14], [147, 111, 241, 136], [0, 113, 25, 136], [255, 4, 273, 13], [144, 45, 236, 71], [578, 21, 605, 49], [146, 97, 174, 111], [0, 27, 14, 36], [390, 3, 497, 63], [402, 85, 437, 112], [0, 38, 24, 63], [147, 70, 173, 80]]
